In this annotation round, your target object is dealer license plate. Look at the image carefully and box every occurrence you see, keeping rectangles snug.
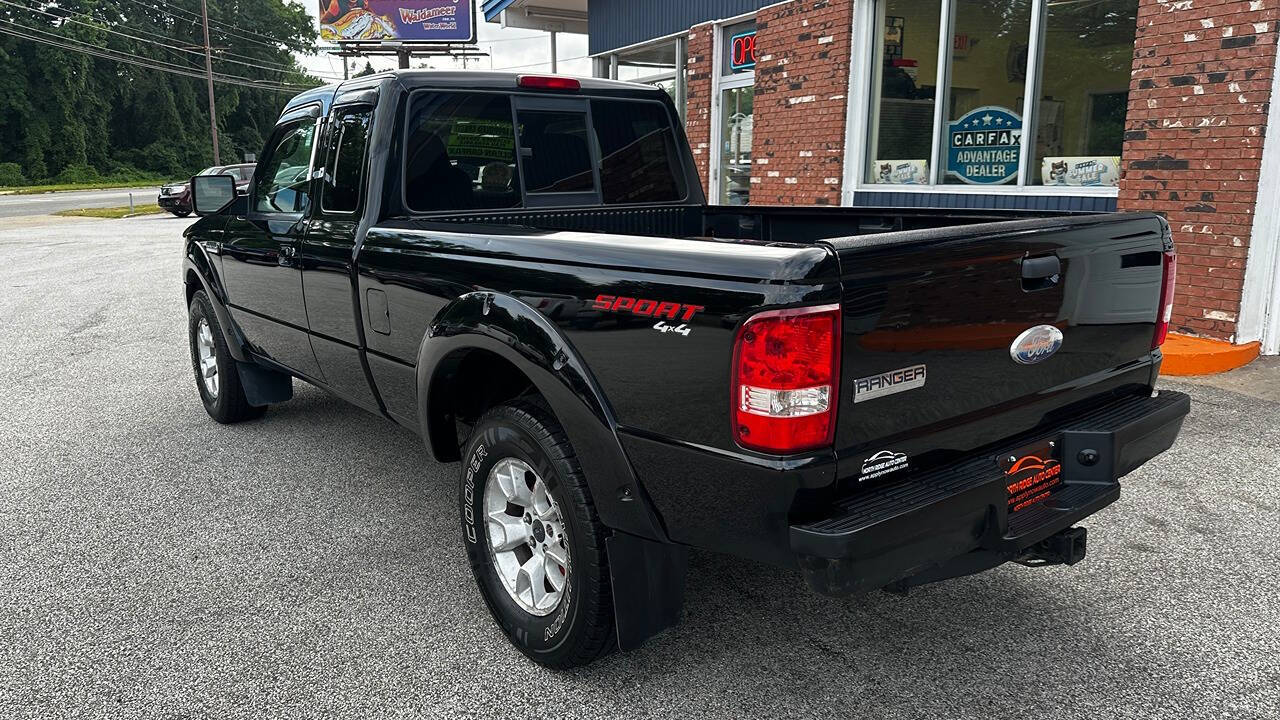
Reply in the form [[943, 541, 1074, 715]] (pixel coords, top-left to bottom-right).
[[999, 437, 1063, 512]]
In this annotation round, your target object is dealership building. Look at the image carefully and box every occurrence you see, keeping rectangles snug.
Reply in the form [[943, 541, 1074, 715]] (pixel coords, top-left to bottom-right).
[[484, 0, 1280, 360]]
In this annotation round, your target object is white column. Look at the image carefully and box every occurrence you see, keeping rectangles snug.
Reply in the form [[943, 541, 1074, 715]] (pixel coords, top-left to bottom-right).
[[1238, 43, 1280, 353]]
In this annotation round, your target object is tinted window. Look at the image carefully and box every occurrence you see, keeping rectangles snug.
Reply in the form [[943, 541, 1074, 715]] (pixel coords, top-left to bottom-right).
[[254, 121, 315, 213], [516, 109, 594, 194], [324, 108, 372, 212], [405, 93, 519, 212], [590, 100, 685, 204]]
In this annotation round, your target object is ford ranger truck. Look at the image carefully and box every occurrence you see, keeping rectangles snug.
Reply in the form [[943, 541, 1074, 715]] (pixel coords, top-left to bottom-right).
[[181, 71, 1189, 669]]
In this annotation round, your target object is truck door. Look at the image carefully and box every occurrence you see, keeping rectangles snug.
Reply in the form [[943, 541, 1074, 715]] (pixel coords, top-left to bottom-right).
[[220, 108, 324, 379], [299, 103, 381, 412]]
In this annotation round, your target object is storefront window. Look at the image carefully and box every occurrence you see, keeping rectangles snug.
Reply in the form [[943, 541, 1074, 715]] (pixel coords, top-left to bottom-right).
[[863, 0, 1138, 189], [943, 0, 1031, 185], [613, 39, 687, 120], [720, 86, 754, 205], [1032, 0, 1137, 186], [866, 0, 941, 185]]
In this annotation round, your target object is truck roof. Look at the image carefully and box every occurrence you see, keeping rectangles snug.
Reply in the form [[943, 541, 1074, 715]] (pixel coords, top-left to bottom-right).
[[280, 71, 664, 118]]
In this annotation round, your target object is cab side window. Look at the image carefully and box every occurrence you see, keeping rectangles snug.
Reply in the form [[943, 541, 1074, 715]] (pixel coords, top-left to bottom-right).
[[254, 120, 316, 214], [404, 93, 520, 213], [591, 100, 686, 204], [324, 108, 373, 213]]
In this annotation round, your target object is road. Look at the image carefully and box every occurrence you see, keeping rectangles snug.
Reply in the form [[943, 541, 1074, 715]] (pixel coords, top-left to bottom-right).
[[1, 214, 1277, 719], [0, 186, 161, 218]]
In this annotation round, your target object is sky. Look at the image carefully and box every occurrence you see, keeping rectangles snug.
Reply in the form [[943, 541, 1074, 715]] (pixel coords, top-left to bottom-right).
[[295, 0, 592, 80]]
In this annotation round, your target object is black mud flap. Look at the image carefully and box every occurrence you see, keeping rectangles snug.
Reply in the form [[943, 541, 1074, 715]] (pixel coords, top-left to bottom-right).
[[236, 361, 293, 406], [606, 532, 687, 652]]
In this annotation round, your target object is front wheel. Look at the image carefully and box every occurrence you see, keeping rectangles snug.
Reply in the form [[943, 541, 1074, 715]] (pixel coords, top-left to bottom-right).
[[460, 401, 616, 668], [188, 290, 265, 424], [171, 208, 192, 218]]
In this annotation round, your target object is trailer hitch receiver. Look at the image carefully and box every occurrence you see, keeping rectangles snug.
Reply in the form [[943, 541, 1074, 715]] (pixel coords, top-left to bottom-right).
[[1017, 526, 1087, 567]]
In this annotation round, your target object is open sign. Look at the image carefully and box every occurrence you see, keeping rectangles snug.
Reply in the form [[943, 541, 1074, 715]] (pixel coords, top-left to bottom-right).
[[729, 30, 757, 72]]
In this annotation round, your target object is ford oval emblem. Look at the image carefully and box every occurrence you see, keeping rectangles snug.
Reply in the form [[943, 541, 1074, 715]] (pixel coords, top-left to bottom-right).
[[1010, 325, 1064, 365]]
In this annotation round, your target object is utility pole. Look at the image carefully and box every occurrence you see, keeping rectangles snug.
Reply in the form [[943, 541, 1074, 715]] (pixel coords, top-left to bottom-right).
[[200, 0, 220, 165]]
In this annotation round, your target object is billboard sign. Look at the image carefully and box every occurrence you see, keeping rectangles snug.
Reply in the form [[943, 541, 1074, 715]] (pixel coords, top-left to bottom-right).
[[319, 0, 476, 43]]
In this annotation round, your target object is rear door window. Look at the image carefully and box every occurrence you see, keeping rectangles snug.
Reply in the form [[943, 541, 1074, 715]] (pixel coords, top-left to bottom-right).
[[404, 93, 520, 212], [590, 100, 686, 204], [324, 107, 373, 213]]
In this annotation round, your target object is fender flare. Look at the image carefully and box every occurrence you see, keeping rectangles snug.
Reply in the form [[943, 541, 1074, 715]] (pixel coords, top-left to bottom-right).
[[415, 291, 669, 543], [183, 243, 253, 364]]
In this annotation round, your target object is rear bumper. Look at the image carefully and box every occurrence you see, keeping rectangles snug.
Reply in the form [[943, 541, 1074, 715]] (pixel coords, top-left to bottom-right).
[[790, 390, 1190, 595], [157, 195, 189, 210]]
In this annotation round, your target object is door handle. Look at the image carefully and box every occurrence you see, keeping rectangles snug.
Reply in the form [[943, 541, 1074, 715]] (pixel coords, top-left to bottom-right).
[[278, 244, 298, 267], [1021, 255, 1061, 291]]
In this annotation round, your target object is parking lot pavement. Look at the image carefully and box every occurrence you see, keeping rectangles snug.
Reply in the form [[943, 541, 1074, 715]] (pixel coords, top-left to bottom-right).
[[1, 213, 1277, 719]]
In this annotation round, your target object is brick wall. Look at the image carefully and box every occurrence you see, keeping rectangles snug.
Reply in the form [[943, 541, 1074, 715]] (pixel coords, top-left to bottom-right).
[[751, 0, 853, 205], [685, 22, 716, 196], [1119, 0, 1280, 340]]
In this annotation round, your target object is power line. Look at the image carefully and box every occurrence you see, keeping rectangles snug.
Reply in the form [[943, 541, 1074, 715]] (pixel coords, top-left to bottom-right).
[[492, 54, 588, 71], [0, 21, 310, 92], [0, 0, 340, 79], [121, 0, 344, 79], [120, 0, 301, 51], [0, 0, 204, 68], [0, 16, 307, 89], [118, 0, 301, 58]]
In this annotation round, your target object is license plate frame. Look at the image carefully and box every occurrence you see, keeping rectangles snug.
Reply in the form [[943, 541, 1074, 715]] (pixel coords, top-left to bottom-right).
[[999, 436, 1064, 512]]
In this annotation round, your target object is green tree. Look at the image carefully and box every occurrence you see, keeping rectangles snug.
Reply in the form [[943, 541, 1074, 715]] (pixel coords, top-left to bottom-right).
[[0, 0, 324, 183]]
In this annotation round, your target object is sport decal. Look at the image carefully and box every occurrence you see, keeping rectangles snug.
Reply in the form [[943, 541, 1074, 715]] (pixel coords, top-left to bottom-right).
[[592, 294, 704, 337]]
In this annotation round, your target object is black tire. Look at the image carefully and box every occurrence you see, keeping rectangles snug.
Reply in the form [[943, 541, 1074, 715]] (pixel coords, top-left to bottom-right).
[[460, 400, 616, 668], [172, 209, 192, 218], [188, 290, 266, 424]]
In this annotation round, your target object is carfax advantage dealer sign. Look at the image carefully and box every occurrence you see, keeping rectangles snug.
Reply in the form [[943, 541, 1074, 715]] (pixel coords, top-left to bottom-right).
[[947, 105, 1022, 184], [319, 0, 476, 43]]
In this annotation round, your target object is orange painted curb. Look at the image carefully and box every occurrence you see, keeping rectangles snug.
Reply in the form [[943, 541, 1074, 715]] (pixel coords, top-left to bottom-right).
[[1161, 334, 1260, 376]]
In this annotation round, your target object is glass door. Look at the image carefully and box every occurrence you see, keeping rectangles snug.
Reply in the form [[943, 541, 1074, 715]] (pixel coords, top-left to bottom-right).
[[718, 84, 754, 205]]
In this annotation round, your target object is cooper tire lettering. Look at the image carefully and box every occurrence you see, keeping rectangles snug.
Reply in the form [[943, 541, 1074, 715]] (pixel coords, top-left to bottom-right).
[[463, 443, 487, 544]]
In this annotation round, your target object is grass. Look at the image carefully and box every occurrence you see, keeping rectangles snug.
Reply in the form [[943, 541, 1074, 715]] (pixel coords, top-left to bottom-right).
[[54, 204, 164, 219], [2, 179, 170, 194]]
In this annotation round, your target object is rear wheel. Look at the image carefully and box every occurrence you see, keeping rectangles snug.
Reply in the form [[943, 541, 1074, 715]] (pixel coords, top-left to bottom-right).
[[460, 401, 616, 668], [172, 208, 192, 218], [188, 290, 265, 424]]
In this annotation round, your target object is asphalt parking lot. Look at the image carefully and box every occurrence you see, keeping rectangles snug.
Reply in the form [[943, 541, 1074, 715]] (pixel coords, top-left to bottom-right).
[[1, 213, 1277, 719]]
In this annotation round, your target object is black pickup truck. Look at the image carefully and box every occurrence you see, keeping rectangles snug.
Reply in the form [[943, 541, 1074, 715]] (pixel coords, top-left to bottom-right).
[[183, 71, 1188, 668]]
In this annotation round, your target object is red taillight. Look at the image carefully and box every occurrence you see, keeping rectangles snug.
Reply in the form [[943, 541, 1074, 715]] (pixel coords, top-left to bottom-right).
[[732, 304, 841, 454], [1153, 249, 1177, 349], [517, 75, 581, 91]]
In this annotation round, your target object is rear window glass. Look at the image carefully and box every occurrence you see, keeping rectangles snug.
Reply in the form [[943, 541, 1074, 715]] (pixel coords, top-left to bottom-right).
[[516, 109, 594, 194], [405, 93, 520, 212], [591, 100, 685, 204]]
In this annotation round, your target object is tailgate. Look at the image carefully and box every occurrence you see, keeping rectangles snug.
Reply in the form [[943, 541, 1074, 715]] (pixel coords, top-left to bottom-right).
[[825, 213, 1170, 481]]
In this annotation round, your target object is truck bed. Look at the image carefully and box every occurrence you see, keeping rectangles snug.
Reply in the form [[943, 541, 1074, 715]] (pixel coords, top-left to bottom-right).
[[419, 202, 1061, 246]]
